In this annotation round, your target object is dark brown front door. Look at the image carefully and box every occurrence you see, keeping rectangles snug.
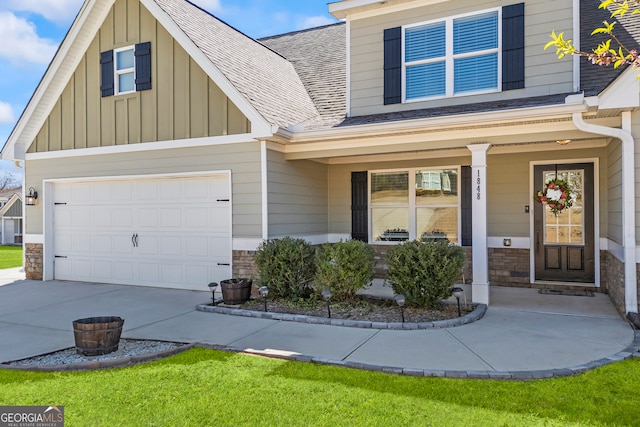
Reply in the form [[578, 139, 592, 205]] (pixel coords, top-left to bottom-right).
[[534, 163, 595, 283]]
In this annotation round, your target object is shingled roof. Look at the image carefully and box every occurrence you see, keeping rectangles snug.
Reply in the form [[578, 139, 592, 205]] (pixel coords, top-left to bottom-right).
[[580, 0, 640, 96], [259, 23, 347, 130], [154, 0, 323, 129]]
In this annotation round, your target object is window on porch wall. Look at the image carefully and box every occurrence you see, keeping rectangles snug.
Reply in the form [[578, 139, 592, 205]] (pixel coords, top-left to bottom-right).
[[371, 168, 459, 243]]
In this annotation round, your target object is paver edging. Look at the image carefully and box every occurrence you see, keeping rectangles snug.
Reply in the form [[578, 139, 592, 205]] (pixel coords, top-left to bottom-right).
[[195, 302, 487, 329], [0, 343, 195, 372]]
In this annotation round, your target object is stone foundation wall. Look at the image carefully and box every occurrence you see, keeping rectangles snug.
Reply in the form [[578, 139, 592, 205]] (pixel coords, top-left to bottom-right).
[[488, 248, 530, 287], [232, 250, 258, 280], [601, 251, 625, 315], [25, 243, 43, 280]]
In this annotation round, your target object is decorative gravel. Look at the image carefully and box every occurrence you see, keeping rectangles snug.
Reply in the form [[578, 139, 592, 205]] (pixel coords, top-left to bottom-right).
[[7, 339, 183, 367]]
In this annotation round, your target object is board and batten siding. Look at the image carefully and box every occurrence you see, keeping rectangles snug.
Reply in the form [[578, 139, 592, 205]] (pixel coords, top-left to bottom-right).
[[29, 0, 249, 153], [350, 0, 574, 116], [24, 142, 263, 237], [267, 150, 328, 238]]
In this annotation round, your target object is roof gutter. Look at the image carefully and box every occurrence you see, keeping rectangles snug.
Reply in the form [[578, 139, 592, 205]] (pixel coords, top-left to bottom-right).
[[274, 100, 588, 143], [572, 111, 637, 314]]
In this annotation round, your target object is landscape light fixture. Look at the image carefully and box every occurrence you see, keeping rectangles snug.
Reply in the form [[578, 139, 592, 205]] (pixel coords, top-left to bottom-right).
[[322, 289, 332, 318], [208, 282, 218, 304], [394, 294, 406, 323], [451, 287, 464, 317], [25, 187, 38, 206], [259, 286, 269, 312]]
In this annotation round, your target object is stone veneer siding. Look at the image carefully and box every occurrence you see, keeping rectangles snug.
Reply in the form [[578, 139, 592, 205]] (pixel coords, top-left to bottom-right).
[[488, 248, 530, 287], [232, 250, 258, 280], [25, 243, 43, 280], [599, 250, 640, 316]]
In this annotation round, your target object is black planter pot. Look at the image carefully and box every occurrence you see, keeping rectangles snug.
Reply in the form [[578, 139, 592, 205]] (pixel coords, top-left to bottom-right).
[[220, 278, 252, 304]]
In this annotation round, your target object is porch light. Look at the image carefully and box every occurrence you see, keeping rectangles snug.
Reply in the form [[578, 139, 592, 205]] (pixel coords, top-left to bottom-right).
[[322, 289, 332, 318], [25, 187, 38, 206], [555, 139, 571, 145], [451, 287, 464, 317], [259, 286, 269, 312], [395, 294, 406, 323]]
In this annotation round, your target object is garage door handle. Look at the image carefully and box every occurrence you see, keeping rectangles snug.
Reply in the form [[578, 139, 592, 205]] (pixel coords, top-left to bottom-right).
[[217, 263, 230, 266], [55, 255, 67, 259], [132, 233, 139, 248]]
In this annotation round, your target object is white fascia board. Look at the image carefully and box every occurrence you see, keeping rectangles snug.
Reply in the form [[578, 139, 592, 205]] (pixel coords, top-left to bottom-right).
[[24, 133, 261, 161], [598, 67, 640, 110], [2, 0, 115, 161], [276, 102, 589, 143], [329, 0, 449, 20], [141, 0, 272, 136]]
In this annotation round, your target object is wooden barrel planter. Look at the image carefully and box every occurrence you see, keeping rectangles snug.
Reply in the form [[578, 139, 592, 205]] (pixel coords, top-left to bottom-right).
[[220, 278, 252, 305], [73, 316, 124, 356]]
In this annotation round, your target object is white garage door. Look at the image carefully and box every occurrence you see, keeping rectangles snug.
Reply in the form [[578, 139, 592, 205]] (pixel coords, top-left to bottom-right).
[[52, 174, 231, 290]]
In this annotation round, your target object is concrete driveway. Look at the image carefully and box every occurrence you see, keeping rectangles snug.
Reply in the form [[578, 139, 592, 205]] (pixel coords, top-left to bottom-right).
[[0, 273, 637, 378]]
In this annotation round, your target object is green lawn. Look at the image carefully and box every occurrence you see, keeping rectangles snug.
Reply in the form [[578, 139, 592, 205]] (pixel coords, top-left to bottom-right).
[[1, 348, 638, 426], [0, 245, 22, 269]]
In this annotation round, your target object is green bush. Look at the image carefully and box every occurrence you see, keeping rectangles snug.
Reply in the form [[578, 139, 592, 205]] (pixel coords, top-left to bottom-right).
[[254, 237, 315, 299], [386, 239, 464, 307], [314, 240, 375, 301]]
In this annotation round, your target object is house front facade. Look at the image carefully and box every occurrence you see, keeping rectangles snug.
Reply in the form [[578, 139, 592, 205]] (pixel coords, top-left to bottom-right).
[[3, 0, 639, 315]]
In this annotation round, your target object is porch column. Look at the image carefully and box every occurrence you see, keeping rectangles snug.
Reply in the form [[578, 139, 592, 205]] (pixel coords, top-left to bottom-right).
[[467, 143, 491, 305]]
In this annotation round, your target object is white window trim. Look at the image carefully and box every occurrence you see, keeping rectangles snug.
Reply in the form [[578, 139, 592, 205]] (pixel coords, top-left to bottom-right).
[[114, 45, 136, 96], [402, 7, 502, 103], [368, 166, 461, 245]]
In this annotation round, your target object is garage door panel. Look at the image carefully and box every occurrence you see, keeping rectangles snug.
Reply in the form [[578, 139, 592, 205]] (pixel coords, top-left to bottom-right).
[[158, 236, 181, 256], [53, 174, 232, 290], [93, 261, 113, 280]]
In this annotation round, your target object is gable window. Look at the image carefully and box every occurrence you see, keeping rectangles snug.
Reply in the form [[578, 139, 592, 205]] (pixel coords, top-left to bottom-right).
[[101, 42, 152, 97], [404, 9, 500, 101], [115, 46, 135, 95], [370, 168, 460, 243]]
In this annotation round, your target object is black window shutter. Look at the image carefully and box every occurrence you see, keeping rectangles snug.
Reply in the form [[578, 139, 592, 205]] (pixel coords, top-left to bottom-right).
[[383, 27, 402, 105], [100, 50, 114, 97], [502, 3, 525, 91], [135, 42, 152, 91], [351, 171, 368, 242], [461, 166, 472, 246]]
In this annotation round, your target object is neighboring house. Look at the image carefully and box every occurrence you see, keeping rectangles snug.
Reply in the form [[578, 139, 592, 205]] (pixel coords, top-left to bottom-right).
[[0, 194, 22, 245], [2, 0, 639, 316]]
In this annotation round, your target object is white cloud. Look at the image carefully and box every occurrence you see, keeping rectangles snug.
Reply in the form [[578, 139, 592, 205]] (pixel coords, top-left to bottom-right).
[[0, 12, 58, 65], [191, 0, 222, 13], [5, 0, 83, 25], [296, 15, 336, 31], [0, 102, 15, 124]]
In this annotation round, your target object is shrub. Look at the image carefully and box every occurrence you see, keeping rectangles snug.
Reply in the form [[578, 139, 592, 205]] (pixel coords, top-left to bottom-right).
[[314, 240, 375, 301], [386, 239, 464, 307], [254, 237, 315, 299]]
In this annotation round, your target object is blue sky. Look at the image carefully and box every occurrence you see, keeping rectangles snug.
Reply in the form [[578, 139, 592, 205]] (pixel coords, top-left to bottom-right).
[[0, 0, 339, 179]]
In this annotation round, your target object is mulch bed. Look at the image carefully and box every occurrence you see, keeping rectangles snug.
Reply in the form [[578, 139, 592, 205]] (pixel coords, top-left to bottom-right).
[[239, 297, 472, 323]]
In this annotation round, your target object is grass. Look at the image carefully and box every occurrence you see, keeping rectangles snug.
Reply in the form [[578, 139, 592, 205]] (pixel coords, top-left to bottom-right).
[[0, 245, 22, 269], [1, 348, 639, 426]]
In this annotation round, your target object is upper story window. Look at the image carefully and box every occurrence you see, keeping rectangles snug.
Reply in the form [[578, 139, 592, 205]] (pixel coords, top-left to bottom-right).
[[403, 9, 500, 101], [115, 46, 135, 95], [383, 4, 524, 106]]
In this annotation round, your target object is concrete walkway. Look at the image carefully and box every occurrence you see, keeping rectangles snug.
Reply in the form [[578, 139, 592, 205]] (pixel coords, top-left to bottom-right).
[[0, 273, 637, 378]]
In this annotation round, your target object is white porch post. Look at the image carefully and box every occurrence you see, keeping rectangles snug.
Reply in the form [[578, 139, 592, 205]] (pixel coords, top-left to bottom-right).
[[467, 143, 491, 305]]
